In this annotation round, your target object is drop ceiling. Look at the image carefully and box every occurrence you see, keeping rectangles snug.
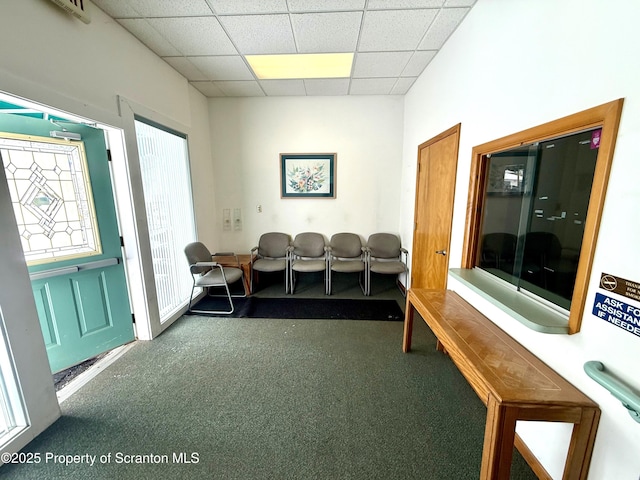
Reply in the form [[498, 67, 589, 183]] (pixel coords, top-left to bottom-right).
[[91, 0, 477, 97]]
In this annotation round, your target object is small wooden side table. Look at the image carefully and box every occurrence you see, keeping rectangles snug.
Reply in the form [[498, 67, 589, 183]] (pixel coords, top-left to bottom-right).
[[211, 253, 253, 295]]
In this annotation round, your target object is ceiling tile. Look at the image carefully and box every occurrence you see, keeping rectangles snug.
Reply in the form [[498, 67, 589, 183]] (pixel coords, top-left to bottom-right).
[[117, 19, 182, 56], [367, 0, 444, 9], [146, 17, 236, 56], [220, 15, 296, 54], [215, 81, 265, 97], [206, 0, 288, 15], [91, 0, 140, 17], [359, 9, 438, 51], [190, 81, 226, 97], [350, 78, 397, 95], [163, 57, 208, 81], [353, 52, 412, 78], [390, 77, 417, 94], [444, 0, 476, 6], [418, 7, 469, 50], [292, 12, 362, 53], [401, 50, 436, 76], [304, 79, 350, 96], [188, 56, 254, 80], [94, 0, 478, 97], [260, 80, 307, 96], [288, 0, 366, 12], [95, 0, 214, 17]]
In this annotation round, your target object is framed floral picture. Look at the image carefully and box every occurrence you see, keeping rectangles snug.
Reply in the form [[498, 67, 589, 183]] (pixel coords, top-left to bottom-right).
[[280, 153, 336, 198]]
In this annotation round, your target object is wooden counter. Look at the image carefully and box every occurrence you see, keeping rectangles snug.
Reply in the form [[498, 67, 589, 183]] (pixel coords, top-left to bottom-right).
[[403, 289, 600, 480]]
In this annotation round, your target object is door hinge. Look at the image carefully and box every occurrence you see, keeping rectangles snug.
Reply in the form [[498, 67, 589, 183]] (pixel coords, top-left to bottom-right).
[[131, 314, 136, 324], [106, 149, 112, 162]]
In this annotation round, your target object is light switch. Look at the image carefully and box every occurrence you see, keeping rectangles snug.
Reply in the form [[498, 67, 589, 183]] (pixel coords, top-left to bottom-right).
[[233, 208, 242, 231], [223, 208, 231, 231]]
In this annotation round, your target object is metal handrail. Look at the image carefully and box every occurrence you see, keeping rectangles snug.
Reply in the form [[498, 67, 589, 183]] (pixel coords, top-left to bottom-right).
[[584, 361, 640, 423]]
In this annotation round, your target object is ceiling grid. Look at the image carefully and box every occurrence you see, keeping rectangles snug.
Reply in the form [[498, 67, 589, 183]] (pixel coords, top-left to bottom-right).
[[91, 0, 476, 97]]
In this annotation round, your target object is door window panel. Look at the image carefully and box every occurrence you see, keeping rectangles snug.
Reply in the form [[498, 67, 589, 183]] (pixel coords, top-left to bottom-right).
[[1, 135, 101, 265]]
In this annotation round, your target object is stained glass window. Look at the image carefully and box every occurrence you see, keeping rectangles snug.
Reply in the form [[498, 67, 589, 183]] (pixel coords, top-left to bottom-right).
[[1, 134, 101, 265]]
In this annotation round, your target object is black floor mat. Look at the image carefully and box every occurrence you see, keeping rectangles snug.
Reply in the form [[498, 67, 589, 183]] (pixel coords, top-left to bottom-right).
[[187, 296, 403, 321]]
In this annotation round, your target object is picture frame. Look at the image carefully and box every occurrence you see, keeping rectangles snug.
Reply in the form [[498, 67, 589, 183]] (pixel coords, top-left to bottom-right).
[[280, 153, 336, 198]]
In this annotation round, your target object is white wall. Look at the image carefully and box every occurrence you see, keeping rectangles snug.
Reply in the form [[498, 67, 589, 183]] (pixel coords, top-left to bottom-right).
[[208, 96, 404, 252], [401, 0, 640, 478]]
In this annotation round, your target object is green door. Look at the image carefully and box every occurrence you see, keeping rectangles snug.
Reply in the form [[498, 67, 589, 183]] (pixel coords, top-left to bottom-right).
[[0, 113, 135, 373]]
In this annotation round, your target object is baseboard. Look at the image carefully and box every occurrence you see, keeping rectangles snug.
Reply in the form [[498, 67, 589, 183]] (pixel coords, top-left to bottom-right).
[[515, 433, 553, 480]]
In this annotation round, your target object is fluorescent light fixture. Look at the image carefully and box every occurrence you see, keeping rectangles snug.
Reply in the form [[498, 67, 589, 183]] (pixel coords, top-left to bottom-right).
[[246, 53, 354, 80]]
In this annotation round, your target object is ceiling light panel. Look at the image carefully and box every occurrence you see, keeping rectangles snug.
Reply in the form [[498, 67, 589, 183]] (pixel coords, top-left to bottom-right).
[[287, 0, 366, 12], [206, 0, 288, 15], [292, 12, 363, 53], [353, 52, 413, 78], [146, 17, 236, 55], [246, 53, 354, 79], [419, 7, 469, 49], [220, 15, 296, 54], [359, 9, 439, 51]]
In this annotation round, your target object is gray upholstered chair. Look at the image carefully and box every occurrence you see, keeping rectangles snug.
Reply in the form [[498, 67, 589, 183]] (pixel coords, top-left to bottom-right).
[[288, 232, 327, 294], [326, 233, 367, 295], [184, 242, 245, 314], [250, 232, 291, 293], [366, 233, 409, 296]]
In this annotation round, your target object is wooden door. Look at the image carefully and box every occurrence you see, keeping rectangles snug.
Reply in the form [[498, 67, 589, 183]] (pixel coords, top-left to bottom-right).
[[411, 124, 461, 290]]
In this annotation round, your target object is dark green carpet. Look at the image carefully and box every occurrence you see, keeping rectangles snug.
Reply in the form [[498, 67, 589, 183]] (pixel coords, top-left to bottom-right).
[[187, 296, 404, 321], [1, 315, 536, 479]]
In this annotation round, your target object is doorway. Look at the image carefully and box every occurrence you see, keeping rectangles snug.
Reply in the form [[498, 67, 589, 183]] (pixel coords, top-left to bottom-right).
[[0, 114, 135, 373], [411, 124, 461, 290]]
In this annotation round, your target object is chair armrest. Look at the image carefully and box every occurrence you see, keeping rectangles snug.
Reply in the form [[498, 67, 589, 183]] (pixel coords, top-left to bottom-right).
[[190, 261, 221, 274]]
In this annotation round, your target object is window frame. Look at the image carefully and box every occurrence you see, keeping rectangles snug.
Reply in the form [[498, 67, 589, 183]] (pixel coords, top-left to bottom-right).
[[461, 99, 624, 334]]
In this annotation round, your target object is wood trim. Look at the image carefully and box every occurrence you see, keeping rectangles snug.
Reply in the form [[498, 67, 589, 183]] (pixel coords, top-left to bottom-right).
[[460, 99, 624, 334], [416, 123, 461, 150]]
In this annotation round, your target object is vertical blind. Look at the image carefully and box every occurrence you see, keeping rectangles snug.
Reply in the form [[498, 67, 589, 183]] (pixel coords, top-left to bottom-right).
[[135, 119, 196, 321]]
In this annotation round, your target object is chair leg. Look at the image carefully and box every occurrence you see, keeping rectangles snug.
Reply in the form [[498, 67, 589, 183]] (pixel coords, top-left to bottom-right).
[[189, 282, 234, 315]]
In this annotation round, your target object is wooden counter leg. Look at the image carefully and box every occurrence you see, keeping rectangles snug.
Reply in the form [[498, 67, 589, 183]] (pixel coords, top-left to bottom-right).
[[402, 295, 414, 352], [562, 407, 600, 480], [480, 395, 518, 480]]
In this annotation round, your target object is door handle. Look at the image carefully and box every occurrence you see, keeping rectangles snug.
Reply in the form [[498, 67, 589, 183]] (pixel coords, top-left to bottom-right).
[[29, 257, 120, 281], [435, 250, 447, 256]]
